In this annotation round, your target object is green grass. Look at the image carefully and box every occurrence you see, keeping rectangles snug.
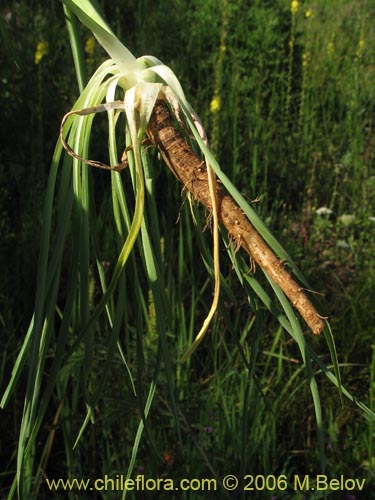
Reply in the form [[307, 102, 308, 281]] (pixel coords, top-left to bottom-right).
[[1, 1, 375, 499]]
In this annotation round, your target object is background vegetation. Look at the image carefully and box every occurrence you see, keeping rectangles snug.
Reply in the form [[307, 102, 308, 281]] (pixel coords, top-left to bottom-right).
[[1, 0, 374, 498]]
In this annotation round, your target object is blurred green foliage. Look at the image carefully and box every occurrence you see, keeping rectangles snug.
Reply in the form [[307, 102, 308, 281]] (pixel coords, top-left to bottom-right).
[[1, 0, 375, 498]]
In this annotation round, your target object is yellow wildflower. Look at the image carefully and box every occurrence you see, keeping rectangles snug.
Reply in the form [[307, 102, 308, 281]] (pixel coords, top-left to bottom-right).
[[34, 40, 49, 65], [305, 8, 313, 18], [220, 43, 226, 54], [85, 35, 96, 56], [210, 95, 221, 114], [356, 38, 364, 57], [302, 52, 310, 67], [291, 0, 299, 15], [327, 41, 334, 56]]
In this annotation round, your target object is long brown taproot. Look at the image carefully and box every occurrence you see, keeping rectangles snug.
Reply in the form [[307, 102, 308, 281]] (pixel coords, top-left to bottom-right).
[[146, 99, 325, 335]]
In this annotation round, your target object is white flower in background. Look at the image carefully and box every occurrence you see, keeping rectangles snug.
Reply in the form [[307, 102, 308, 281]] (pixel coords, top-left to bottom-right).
[[337, 240, 350, 249], [339, 214, 355, 226], [315, 207, 333, 216]]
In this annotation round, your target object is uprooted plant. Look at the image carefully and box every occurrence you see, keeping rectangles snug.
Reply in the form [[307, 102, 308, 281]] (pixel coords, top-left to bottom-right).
[[2, 1, 374, 499], [59, 87, 325, 357]]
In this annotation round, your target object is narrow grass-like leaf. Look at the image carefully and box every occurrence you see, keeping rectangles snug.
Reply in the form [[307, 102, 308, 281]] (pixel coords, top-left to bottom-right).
[[63, 4, 87, 92], [267, 277, 326, 474], [62, 0, 139, 79]]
